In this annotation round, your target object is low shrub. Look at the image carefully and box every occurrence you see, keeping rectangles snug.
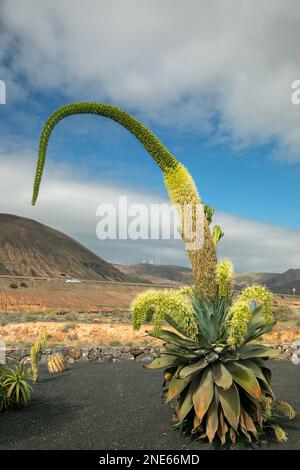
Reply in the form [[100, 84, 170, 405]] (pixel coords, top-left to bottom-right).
[[9, 283, 18, 289], [64, 312, 77, 321], [0, 364, 32, 411], [60, 322, 76, 333]]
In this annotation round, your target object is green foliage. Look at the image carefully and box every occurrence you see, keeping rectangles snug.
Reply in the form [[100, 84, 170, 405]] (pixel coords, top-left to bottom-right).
[[212, 225, 224, 247], [204, 205, 214, 225], [30, 331, 47, 382], [139, 274, 294, 446], [0, 364, 32, 410], [145, 293, 294, 446]]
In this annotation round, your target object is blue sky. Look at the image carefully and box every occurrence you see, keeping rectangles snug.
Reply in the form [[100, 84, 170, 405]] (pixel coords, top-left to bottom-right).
[[1, 87, 299, 229], [1, 0, 300, 272]]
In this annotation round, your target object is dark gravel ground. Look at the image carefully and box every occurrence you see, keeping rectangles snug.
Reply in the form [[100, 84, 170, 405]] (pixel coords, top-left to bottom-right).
[[0, 360, 299, 450]]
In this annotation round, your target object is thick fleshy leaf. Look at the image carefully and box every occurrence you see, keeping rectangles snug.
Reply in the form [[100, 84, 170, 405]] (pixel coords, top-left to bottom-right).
[[149, 329, 196, 348], [165, 375, 192, 403], [206, 351, 219, 363], [218, 382, 240, 431], [177, 378, 200, 422], [236, 344, 279, 359], [219, 351, 241, 362], [160, 349, 200, 360], [145, 355, 182, 369], [239, 410, 252, 442], [192, 368, 214, 422], [229, 428, 236, 446], [179, 357, 208, 378], [242, 408, 258, 437], [246, 306, 264, 333], [245, 322, 276, 344], [240, 360, 274, 396], [217, 409, 228, 445], [240, 360, 269, 384], [226, 362, 262, 401], [262, 367, 272, 385], [206, 392, 219, 443], [212, 362, 232, 390], [243, 391, 264, 426]]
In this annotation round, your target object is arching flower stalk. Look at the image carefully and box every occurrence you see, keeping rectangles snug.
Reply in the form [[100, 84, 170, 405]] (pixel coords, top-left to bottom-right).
[[31, 102, 218, 301], [227, 284, 274, 349], [132, 287, 198, 339]]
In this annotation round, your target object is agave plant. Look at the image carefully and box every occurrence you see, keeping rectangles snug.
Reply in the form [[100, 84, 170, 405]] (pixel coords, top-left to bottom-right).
[[0, 364, 32, 409], [30, 101, 295, 446], [132, 262, 295, 446]]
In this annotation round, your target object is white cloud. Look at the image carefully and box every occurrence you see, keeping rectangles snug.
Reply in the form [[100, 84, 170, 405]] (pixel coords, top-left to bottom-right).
[[0, 150, 299, 272], [1, 0, 300, 158]]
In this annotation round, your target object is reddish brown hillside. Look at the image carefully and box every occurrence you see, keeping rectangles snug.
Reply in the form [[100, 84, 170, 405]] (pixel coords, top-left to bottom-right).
[[0, 213, 128, 281]]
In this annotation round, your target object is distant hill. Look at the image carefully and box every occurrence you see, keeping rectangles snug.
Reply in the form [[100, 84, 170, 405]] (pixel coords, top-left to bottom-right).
[[117, 264, 300, 293], [264, 269, 300, 294], [234, 272, 277, 289], [1, 213, 299, 293], [114, 263, 194, 286], [0, 213, 130, 281], [234, 270, 300, 295]]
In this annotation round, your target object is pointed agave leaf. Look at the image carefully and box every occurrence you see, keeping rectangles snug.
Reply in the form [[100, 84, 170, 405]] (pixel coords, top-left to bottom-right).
[[217, 409, 228, 445], [251, 359, 272, 384], [192, 368, 214, 422], [192, 415, 201, 434], [240, 360, 274, 397], [218, 382, 240, 431], [212, 362, 232, 390], [239, 410, 252, 442], [164, 314, 193, 339], [206, 351, 219, 363], [176, 377, 200, 422], [242, 408, 258, 437], [226, 362, 262, 401], [240, 359, 269, 385], [243, 391, 264, 426], [145, 354, 182, 369], [149, 329, 197, 349], [229, 427, 236, 446], [179, 357, 208, 379], [245, 306, 265, 334], [262, 366, 272, 384], [236, 344, 279, 359], [165, 374, 193, 403], [245, 322, 276, 344], [206, 391, 219, 443], [160, 349, 200, 360]]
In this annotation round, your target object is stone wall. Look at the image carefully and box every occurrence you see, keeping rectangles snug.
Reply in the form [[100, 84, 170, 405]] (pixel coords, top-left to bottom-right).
[[3, 341, 300, 365], [5, 345, 161, 365]]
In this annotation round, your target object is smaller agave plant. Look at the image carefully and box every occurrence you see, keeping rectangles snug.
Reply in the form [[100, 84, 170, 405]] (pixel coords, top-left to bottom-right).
[[132, 260, 295, 447]]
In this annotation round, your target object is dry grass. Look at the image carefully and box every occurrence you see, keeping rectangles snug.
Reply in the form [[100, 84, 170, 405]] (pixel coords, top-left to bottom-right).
[[0, 277, 300, 349], [0, 320, 299, 349], [0, 292, 46, 313], [0, 321, 161, 348]]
